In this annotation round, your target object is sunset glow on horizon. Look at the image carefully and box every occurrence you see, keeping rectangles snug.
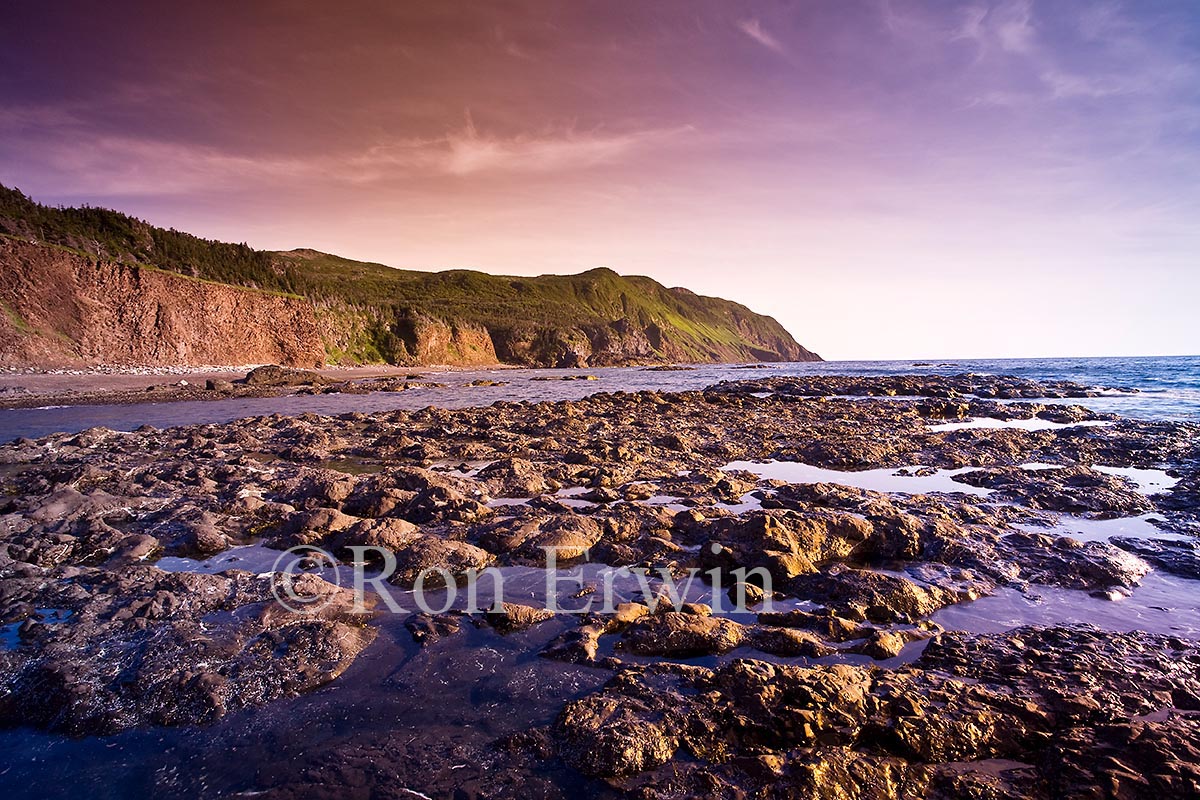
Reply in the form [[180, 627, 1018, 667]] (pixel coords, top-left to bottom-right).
[[3, 0, 1198, 359]]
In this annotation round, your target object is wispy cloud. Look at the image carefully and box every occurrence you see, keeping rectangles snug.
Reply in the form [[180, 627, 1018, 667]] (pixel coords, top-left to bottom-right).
[[886, 0, 1195, 120], [0, 135, 317, 196], [737, 18, 786, 54], [344, 116, 694, 180], [992, 0, 1035, 54], [0, 107, 695, 195], [1042, 70, 1128, 99], [892, 0, 1034, 57], [442, 114, 688, 176], [492, 25, 533, 60]]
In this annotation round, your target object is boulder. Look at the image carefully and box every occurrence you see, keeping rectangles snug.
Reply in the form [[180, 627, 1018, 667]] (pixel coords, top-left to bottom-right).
[[485, 602, 555, 633], [621, 612, 747, 657], [387, 535, 494, 588]]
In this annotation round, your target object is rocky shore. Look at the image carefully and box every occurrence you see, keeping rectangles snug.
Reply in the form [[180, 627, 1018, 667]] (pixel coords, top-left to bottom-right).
[[2, 373, 1199, 797], [0, 364, 464, 410]]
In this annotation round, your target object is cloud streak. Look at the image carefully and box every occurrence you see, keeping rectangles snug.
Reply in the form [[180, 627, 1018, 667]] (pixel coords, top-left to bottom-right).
[[0, 109, 695, 195], [737, 18, 786, 54]]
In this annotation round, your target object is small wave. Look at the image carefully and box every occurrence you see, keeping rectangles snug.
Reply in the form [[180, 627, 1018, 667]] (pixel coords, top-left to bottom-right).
[[1134, 387, 1200, 399]]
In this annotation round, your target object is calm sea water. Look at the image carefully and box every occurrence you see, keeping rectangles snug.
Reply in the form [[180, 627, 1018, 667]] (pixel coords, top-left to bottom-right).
[[1, 355, 1198, 441]]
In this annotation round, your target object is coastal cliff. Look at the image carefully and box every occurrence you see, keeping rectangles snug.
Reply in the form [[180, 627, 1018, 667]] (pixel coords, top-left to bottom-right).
[[0, 184, 821, 368], [281, 251, 819, 368], [0, 238, 325, 368]]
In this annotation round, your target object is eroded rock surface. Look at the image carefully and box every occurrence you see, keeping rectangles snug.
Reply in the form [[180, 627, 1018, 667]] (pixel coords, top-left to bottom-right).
[[1, 373, 1198, 797], [552, 626, 1200, 798], [0, 567, 375, 734]]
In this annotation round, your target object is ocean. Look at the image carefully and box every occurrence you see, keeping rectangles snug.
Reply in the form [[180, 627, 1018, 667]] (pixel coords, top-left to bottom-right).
[[1, 355, 1198, 441]]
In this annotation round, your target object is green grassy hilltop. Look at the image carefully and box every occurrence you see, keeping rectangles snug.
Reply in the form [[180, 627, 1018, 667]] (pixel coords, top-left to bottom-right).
[[0, 184, 819, 366]]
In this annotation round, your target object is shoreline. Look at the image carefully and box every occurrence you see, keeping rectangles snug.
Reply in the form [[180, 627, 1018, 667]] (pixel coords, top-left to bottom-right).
[[0, 363, 531, 411], [0, 361, 758, 412]]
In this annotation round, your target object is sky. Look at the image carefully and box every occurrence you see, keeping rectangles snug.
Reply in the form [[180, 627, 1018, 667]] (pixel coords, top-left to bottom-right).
[[2, 0, 1198, 360]]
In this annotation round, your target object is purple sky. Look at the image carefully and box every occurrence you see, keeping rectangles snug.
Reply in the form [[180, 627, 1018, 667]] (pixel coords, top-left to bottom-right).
[[2, 0, 1198, 358]]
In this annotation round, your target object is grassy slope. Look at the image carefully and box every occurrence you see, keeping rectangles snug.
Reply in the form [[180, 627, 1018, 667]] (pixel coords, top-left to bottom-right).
[[0, 184, 816, 364], [272, 249, 808, 363]]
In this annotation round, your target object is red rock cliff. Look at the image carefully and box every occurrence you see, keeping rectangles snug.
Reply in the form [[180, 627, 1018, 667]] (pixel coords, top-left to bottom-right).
[[0, 238, 325, 368]]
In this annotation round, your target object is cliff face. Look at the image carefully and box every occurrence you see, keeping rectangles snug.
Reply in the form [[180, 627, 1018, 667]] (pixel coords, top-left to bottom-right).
[[489, 315, 816, 368], [476, 278, 819, 368], [313, 301, 498, 366], [0, 239, 324, 368], [313, 301, 818, 369], [0, 184, 823, 369], [273, 253, 822, 368], [0, 237, 820, 370]]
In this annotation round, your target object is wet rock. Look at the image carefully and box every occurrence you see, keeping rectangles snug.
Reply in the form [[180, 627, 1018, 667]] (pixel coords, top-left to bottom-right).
[[540, 602, 649, 666], [109, 532, 161, 563], [701, 510, 874, 583], [26, 486, 127, 525], [341, 486, 418, 518], [511, 516, 604, 562], [747, 626, 835, 657], [550, 626, 1200, 798], [954, 466, 1152, 518], [581, 486, 621, 504], [405, 612, 462, 645], [2, 489, 164, 568], [916, 399, 972, 420], [788, 568, 962, 623], [1111, 537, 1200, 581], [243, 365, 330, 387], [267, 507, 357, 548], [728, 580, 765, 607], [171, 519, 229, 558], [331, 517, 421, 559], [279, 469, 360, 510], [1000, 531, 1150, 590], [0, 567, 376, 735], [541, 622, 606, 665], [476, 457, 550, 497], [556, 690, 679, 778], [386, 535, 494, 588], [3, 372, 1199, 794], [612, 601, 651, 627], [1037, 403, 1107, 424], [402, 486, 492, 524], [846, 628, 911, 660], [485, 602, 556, 633], [756, 608, 868, 642], [620, 611, 747, 657], [713, 373, 1106, 400], [919, 625, 1200, 723]]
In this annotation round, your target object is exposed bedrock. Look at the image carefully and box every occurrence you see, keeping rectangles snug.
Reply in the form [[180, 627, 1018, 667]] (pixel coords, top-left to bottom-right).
[[0, 566, 375, 735], [0, 374, 1198, 799], [552, 625, 1200, 798], [0, 238, 325, 368]]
